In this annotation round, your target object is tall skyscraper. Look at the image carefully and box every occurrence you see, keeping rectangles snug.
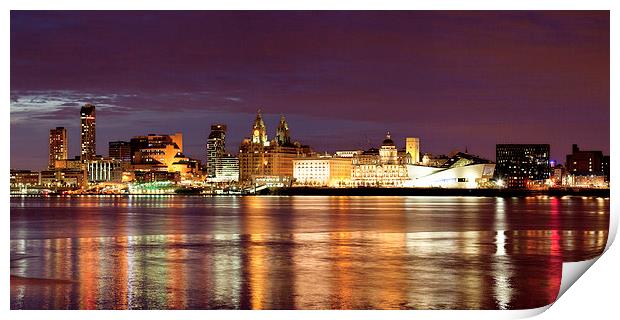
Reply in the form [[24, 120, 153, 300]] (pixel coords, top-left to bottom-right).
[[405, 137, 420, 164], [495, 144, 550, 188], [80, 103, 96, 161], [206, 124, 227, 178], [108, 141, 132, 163], [48, 127, 67, 170], [275, 115, 291, 146]]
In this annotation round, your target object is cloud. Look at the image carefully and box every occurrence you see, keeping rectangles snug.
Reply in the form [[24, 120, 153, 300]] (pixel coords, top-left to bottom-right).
[[10, 90, 133, 124]]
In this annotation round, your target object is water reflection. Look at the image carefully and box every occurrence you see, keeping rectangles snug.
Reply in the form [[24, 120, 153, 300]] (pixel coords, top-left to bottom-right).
[[10, 196, 609, 310]]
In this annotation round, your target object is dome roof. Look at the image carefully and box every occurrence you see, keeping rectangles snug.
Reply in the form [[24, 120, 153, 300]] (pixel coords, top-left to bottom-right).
[[382, 132, 395, 146]]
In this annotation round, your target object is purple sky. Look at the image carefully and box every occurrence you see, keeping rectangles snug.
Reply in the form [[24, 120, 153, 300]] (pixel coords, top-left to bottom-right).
[[11, 11, 609, 170]]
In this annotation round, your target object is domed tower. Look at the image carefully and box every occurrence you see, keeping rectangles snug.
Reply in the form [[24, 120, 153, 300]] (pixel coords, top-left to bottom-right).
[[275, 114, 291, 146], [380, 131, 398, 165], [251, 110, 268, 145]]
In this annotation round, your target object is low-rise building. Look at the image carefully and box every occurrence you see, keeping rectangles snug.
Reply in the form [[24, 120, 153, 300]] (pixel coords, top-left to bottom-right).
[[87, 158, 123, 183], [40, 169, 87, 189], [404, 152, 495, 189], [293, 156, 352, 187], [10, 170, 40, 187]]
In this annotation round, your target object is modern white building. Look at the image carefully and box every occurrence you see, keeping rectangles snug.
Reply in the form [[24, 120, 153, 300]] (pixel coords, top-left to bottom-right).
[[87, 158, 123, 183], [213, 154, 239, 182], [403, 152, 496, 188]]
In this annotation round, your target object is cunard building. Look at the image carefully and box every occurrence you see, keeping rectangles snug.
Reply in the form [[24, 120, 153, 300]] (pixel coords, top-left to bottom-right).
[[238, 111, 311, 186]]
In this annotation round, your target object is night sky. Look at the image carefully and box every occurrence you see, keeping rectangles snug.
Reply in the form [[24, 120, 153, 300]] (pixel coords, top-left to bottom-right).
[[10, 11, 609, 170]]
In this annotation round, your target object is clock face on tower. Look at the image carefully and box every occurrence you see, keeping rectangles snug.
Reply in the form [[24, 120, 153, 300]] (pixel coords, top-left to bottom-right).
[[254, 129, 259, 136]]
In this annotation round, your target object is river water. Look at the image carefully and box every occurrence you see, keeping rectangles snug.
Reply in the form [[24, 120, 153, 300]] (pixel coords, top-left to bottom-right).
[[10, 195, 609, 310]]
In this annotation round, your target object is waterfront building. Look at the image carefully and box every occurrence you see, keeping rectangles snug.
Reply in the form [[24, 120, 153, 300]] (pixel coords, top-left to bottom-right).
[[404, 152, 495, 188], [214, 154, 239, 182], [48, 127, 68, 170], [130, 133, 184, 168], [293, 156, 352, 187], [86, 158, 123, 183], [351, 133, 409, 187], [108, 141, 132, 163], [602, 155, 610, 182], [133, 171, 181, 183], [405, 137, 420, 164], [238, 111, 311, 185], [549, 165, 566, 187], [495, 144, 550, 188], [40, 169, 87, 189], [10, 170, 40, 187], [170, 154, 202, 180], [565, 174, 607, 188], [566, 144, 605, 176], [129, 132, 201, 180], [206, 124, 227, 178], [80, 104, 96, 161]]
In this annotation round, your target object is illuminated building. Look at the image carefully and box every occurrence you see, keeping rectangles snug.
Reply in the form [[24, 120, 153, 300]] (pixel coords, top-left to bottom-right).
[[566, 144, 605, 176], [214, 154, 239, 182], [40, 169, 87, 188], [275, 115, 291, 145], [404, 152, 495, 188], [251, 111, 269, 146], [80, 103, 96, 161], [405, 137, 420, 164], [54, 156, 83, 170], [206, 124, 227, 178], [170, 154, 202, 180], [49, 127, 68, 170], [561, 145, 608, 188], [351, 133, 409, 187], [239, 111, 311, 185], [108, 141, 131, 163], [335, 150, 363, 158], [86, 158, 123, 183], [602, 155, 610, 182], [565, 175, 607, 188], [10, 170, 40, 187], [495, 144, 550, 188], [421, 153, 451, 167], [549, 165, 566, 187], [133, 171, 180, 183], [130, 133, 184, 169], [129, 133, 201, 180], [293, 156, 352, 187]]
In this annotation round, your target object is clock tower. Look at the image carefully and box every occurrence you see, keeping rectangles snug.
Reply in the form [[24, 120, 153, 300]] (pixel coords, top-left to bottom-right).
[[251, 110, 268, 146]]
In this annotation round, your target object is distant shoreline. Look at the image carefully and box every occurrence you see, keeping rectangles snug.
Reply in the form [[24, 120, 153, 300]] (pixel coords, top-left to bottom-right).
[[10, 187, 610, 198]]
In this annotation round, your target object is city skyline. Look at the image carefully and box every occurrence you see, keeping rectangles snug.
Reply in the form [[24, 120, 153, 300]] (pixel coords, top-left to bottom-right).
[[11, 103, 607, 172], [11, 11, 610, 169]]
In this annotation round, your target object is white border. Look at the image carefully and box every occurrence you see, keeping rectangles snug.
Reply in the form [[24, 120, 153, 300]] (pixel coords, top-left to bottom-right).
[[3, 1, 617, 319]]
